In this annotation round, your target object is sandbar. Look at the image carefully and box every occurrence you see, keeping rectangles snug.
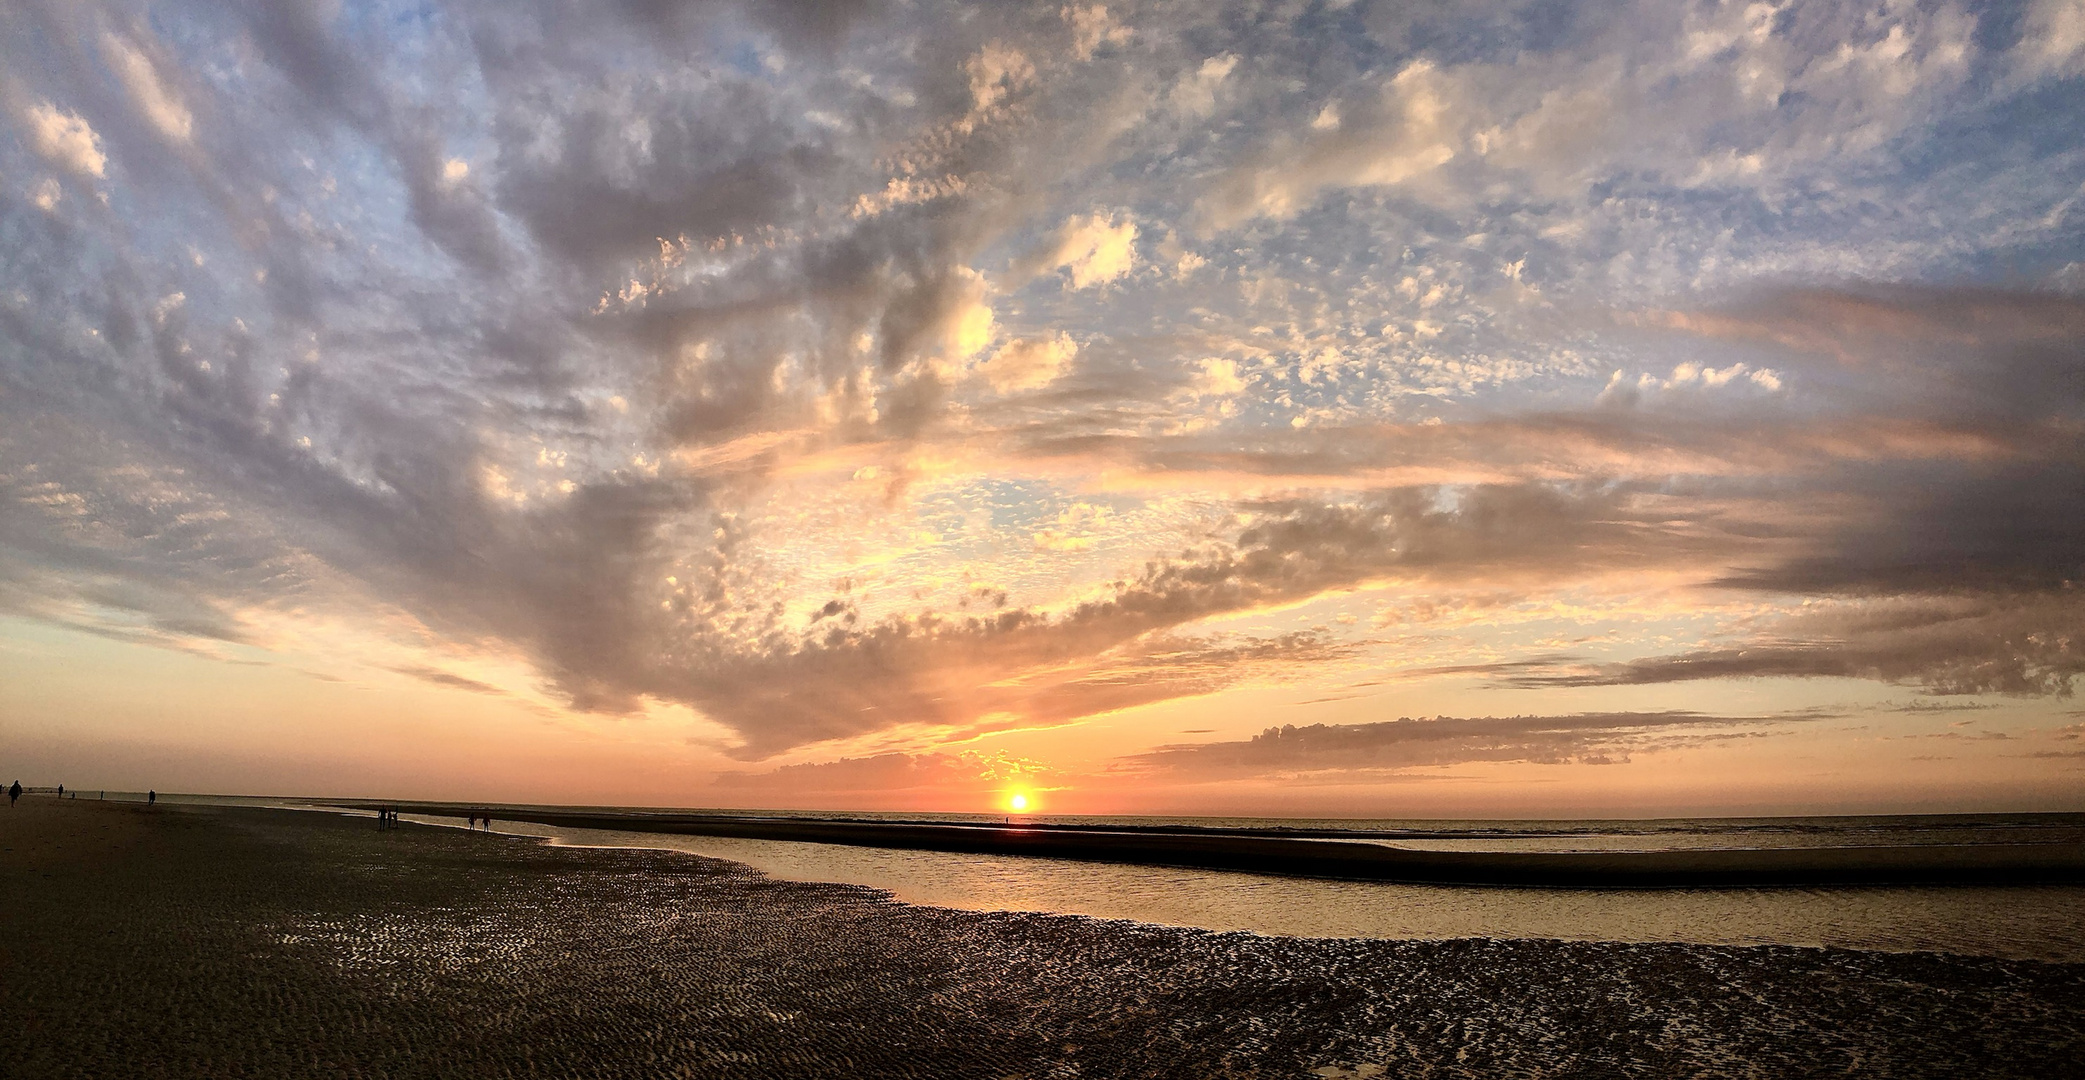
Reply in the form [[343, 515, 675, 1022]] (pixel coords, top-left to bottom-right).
[[345, 801, 2085, 887]]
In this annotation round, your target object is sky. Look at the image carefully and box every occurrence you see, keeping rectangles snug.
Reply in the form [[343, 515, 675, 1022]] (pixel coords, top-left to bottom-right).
[[2, 0, 2082, 818]]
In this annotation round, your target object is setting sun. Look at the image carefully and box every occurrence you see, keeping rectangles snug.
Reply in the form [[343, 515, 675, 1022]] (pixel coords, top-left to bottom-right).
[[1008, 793, 1030, 813]]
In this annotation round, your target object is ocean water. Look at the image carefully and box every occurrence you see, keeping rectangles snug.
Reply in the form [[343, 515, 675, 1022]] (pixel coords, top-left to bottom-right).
[[143, 794, 2085, 962], [415, 812, 2085, 964]]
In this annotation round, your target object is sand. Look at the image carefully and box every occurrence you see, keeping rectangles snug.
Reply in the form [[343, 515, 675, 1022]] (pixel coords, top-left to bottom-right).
[[4, 797, 2082, 1078]]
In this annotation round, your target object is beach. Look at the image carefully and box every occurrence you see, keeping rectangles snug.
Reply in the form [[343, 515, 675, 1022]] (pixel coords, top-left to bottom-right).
[[5, 798, 2082, 1078]]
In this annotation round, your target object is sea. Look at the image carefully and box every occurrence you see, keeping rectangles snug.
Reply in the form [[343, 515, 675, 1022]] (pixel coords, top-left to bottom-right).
[[142, 793, 2085, 964]]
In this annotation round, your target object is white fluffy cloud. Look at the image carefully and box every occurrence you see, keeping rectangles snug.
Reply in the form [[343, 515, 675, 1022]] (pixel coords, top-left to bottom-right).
[[2021, 0, 2085, 77], [977, 332, 1078, 392], [1196, 61, 1461, 231], [1168, 53, 1238, 117], [1036, 211, 1139, 289], [20, 101, 106, 177], [1064, 4, 1132, 62], [966, 41, 1035, 111]]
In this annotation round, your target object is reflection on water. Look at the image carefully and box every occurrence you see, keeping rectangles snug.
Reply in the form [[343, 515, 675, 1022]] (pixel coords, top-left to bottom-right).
[[433, 817, 2085, 964]]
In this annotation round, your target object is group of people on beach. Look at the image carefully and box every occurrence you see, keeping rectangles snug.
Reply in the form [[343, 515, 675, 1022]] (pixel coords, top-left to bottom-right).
[[6, 783, 152, 806], [372, 808, 498, 831]]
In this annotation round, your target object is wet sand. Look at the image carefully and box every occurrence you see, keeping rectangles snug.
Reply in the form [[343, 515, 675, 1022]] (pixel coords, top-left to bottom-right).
[[347, 801, 2085, 886], [5, 798, 2082, 1078]]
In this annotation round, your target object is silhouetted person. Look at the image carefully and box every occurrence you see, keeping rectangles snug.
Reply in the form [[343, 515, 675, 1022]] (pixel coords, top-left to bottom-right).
[[56, 784, 63, 797], [468, 814, 477, 829], [148, 790, 156, 806], [8, 780, 19, 807]]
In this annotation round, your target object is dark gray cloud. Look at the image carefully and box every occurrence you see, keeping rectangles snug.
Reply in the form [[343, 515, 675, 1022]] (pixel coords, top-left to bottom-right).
[[389, 664, 507, 696], [1124, 711, 1829, 781], [1480, 289, 2085, 698], [1488, 595, 2085, 699]]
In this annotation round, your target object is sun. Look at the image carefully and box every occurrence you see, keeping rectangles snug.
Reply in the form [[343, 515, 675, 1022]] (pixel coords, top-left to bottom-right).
[[1008, 792, 1030, 813]]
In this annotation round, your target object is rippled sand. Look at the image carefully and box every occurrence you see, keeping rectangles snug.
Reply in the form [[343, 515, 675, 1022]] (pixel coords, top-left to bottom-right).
[[6, 798, 2081, 1078]]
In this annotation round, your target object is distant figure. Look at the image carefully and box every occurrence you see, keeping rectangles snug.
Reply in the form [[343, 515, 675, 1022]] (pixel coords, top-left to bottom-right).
[[8, 780, 19, 807], [468, 814, 477, 829], [148, 790, 156, 806], [56, 784, 63, 797]]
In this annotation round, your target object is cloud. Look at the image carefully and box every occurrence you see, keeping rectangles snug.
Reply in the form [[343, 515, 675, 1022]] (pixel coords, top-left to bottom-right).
[[1064, 4, 1132, 62], [613, 479, 1724, 757], [102, 31, 193, 143], [1493, 595, 2085, 699], [1124, 711, 1826, 782], [2019, 0, 2085, 79], [977, 332, 1077, 393], [1196, 61, 1461, 232], [1030, 211, 1139, 289], [389, 664, 507, 696], [966, 42, 1035, 112], [1190, 0, 1994, 240], [667, 628, 1364, 761], [1167, 53, 1237, 117], [19, 101, 106, 177]]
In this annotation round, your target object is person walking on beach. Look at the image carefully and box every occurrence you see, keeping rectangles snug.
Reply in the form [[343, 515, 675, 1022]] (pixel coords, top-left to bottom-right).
[[148, 790, 156, 806], [8, 780, 19, 807]]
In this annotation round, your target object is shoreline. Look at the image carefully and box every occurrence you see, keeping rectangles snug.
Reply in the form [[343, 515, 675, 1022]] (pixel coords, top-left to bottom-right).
[[327, 800, 2085, 887]]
